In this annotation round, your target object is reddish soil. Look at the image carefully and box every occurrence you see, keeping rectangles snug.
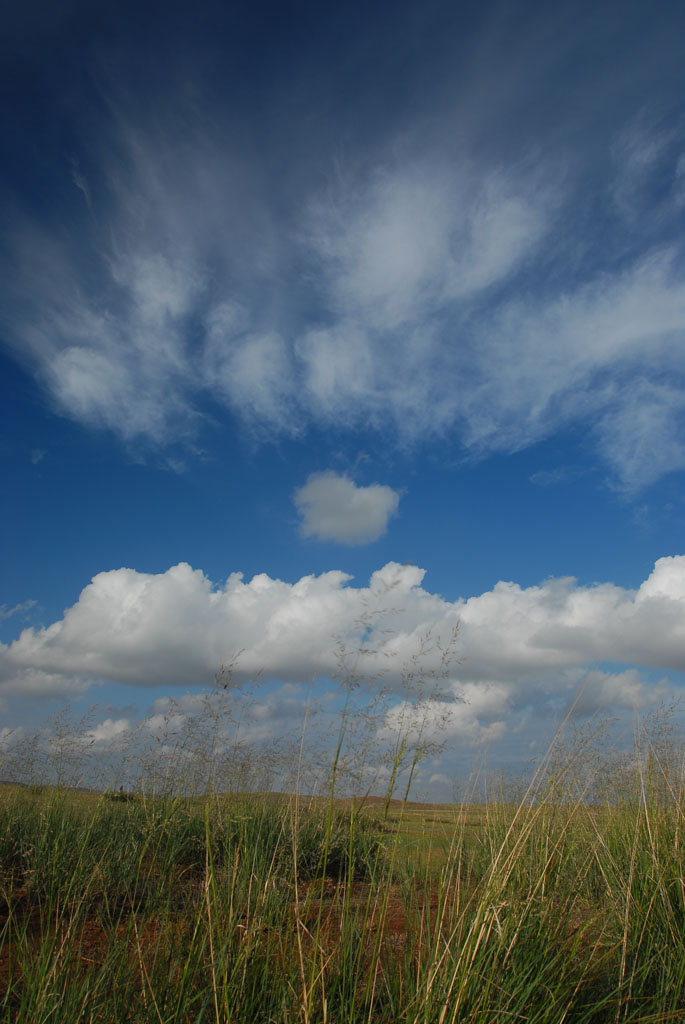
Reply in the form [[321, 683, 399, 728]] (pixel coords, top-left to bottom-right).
[[0, 876, 449, 1008]]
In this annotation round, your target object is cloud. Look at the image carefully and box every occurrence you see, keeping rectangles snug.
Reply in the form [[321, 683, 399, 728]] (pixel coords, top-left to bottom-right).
[[294, 471, 400, 545], [2, 12, 685, 489], [305, 165, 549, 332], [570, 669, 668, 716], [612, 111, 685, 228], [80, 717, 131, 747], [5, 123, 685, 489], [378, 683, 509, 748], [594, 380, 685, 494], [0, 726, 23, 751], [0, 600, 37, 621], [457, 249, 685, 466], [529, 467, 585, 487], [2, 557, 684, 755]]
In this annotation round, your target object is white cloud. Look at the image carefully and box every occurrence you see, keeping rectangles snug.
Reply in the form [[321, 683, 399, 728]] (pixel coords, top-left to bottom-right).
[[612, 112, 685, 225], [378, 683, 510, 748], [0, 667, 94, 700], [82, 717, 131, 746], [306, 165, 550, 331], [529, 467, 585, 488], [457, 249, 685, 462], [428, 773, 452, 788], [2, 79, 685, 490], [594, 380, 685, 494], [1, 557, 684, 756], [294, 471, 400, 545], [202, 303, 297, 432], [570, 669, 667, 715], [0, 600, 37, 621]]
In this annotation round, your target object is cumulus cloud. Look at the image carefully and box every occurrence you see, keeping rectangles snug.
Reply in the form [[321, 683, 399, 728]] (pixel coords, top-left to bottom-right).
[[570, 669, 668, 716], [378, 683, 510, 748], [1, 558, 685, 752], [82, 717, 131, 745], [294, 471, 400, 545]]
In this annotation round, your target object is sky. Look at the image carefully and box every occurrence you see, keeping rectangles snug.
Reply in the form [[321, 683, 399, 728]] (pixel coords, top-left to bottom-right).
[[1, 0, 685, 797]]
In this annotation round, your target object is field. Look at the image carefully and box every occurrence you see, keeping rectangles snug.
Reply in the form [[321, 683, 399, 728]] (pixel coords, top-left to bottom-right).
[[2, 778, 685, 1023]]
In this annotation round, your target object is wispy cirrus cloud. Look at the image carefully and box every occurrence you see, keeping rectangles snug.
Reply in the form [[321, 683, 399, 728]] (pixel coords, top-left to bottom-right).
[[2, 7, 685, 492], [0, 601, 37, 621]]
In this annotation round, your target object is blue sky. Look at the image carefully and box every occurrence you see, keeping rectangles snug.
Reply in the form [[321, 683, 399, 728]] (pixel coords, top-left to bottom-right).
[[2, 0, 685, 796]]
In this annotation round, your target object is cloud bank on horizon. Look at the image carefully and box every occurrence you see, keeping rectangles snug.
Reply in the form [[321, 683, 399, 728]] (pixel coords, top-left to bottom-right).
[[1, 0, 684, 494], [2, 557, 684, 749]]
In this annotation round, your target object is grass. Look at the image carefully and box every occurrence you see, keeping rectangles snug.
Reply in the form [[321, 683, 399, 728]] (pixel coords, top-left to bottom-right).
[[2, 680, 684, 1022], [2, 775, 685, 1023]]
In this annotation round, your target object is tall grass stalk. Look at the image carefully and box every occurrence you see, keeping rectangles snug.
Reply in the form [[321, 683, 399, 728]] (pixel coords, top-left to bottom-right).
[[3, 705, 685, 1021]]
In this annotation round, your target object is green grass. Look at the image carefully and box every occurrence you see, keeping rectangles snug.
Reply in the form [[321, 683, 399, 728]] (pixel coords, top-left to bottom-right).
[[2, 780, 685, 1023]]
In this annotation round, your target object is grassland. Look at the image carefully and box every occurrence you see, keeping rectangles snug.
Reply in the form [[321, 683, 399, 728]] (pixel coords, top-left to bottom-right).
[[2, 777, 685, 1023]]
